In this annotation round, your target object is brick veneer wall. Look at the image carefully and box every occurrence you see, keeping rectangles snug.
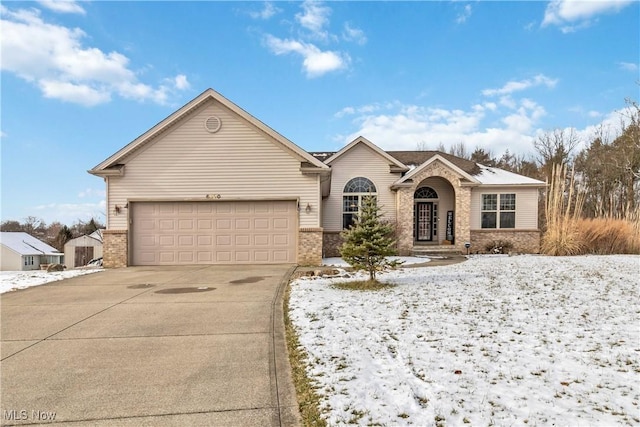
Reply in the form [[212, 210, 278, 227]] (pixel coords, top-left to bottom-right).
[[396, 160, 471, 255], [298, 228, 323, 266], [103, 229, 128, 268], [470, 229, 541, 254]]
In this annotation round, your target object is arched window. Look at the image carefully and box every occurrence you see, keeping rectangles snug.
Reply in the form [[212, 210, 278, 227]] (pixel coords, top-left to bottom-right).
[[344, 177, 376, 193], [414, 187, 438, 199], [343, 177, 377, 229]]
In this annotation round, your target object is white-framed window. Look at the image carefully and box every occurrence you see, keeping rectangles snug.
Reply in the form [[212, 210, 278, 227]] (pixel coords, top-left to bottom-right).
[[481, 193, 516, 229], [342, 177, 377, 229], [24, 256, 34, 266]]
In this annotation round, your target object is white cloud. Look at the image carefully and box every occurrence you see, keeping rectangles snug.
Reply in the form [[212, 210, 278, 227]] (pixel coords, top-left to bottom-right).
[[259, 1, 357, 78], [38, 80, 111, 106], [335, 106, 356, 118], [0, 6, 190, 106], [37, 0, 85, 15], [501, 99, 547, 134], [333, 95, 555, 157], [542, 0, 633, 30], [296, 0, 331, 39], [34, 200, 106, 225], [78, 188, 106, 199], [482, 74, 558, 97], [334, 93, 634, 162], [334, 102, 400, 118], [456, 4, 472, 24], [0, 131, 7, 138], [618, 61, 639, 72], [249, 2, 280, 20], [342, 22, 367, 45], [173, 74, 190, 90], [264, 35, 349, 78], [573, 105, 636, 150]]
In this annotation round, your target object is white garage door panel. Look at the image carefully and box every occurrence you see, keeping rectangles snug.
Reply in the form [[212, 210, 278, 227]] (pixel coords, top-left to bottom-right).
[[131, 201, 297, 265]]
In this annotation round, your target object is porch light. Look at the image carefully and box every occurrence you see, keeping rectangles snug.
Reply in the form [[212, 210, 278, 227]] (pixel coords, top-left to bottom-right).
[[305, 203, 312, 213]]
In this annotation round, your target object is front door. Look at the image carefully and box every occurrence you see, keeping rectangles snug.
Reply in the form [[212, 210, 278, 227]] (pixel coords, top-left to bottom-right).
[[415, 202, 436, 242]]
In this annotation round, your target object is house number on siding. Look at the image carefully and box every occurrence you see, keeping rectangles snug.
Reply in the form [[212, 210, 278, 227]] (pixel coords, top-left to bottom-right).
[[206, 194, 222, 199]]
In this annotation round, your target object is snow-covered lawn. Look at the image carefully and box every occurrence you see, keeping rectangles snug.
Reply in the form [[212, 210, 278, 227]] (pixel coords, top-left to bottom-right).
[[0, 268, 103, 294], [289, 255, 640, 426]]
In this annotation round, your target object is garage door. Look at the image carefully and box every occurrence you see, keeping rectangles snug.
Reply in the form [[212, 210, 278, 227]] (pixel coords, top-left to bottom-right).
[[131, 201, 297, 265]]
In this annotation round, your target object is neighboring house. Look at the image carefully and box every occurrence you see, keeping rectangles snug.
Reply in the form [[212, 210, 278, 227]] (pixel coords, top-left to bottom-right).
[[89, 88, 545, 268], [64, 230, 103, 268], [0, 232, 64, 271]]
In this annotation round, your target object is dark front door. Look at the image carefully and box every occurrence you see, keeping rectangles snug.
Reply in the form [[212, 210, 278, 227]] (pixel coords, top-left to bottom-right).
[[415, 202, 435, 242]]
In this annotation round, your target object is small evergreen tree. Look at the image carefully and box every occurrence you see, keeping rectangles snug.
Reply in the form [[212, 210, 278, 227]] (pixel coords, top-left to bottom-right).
[[340, 196, 399, 281]]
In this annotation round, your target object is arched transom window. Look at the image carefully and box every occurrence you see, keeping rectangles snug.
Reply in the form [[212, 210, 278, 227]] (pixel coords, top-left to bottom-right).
[[343, 177, 377, 229], [414, 186, 438, 199], [344, 177, 376, 193]]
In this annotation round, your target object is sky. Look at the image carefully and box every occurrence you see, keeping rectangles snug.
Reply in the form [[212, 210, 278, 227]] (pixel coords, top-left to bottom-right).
[[1, 0, 638, 226]]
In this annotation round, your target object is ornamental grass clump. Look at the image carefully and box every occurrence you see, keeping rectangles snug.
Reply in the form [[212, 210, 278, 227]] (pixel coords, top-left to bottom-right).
[[542, 163, 640, 255], [541, 164, 585, 255], [340, 195, 400, 281], [576, 216, 640, 254]]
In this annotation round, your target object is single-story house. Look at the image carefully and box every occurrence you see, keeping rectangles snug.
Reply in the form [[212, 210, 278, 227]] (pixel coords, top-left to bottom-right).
[[0, 232, 64, 271], [89, 88, 545, 268], [64, 229, 103, 268]]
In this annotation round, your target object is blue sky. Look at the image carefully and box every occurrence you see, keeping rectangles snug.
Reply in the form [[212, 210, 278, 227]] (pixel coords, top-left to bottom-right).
[[1, 0, 638, 225]]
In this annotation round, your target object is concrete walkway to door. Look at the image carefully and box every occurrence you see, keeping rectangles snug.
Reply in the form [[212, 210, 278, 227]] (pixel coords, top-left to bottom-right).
[[1, 265, 300, 426]]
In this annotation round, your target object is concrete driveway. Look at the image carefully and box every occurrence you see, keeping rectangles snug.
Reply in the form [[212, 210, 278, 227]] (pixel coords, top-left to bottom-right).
[[1, 265, 300, 426]]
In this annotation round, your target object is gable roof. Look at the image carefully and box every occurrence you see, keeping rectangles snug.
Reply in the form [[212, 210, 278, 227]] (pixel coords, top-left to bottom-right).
[[474, 164, 545, 185], [324, 136, 409, 172], [89, 88, 329, 176], [0, 232, 61, 256], [312, 147, 545, 187], [387, 151, 481, 176], [393, 153, 482, 187]]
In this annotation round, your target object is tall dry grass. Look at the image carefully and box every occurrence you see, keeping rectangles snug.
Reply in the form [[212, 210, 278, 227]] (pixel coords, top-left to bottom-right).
[[575, 217, 640, 254], [542, 164, 640, 255], [541, 164, 585, 255]]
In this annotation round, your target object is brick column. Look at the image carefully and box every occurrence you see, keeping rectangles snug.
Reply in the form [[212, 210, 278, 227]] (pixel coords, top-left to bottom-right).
[[298, 228, 323, 266], [103, 230, 127, 268], [455, 186, 472, 252], [396, 188, 414, 255]]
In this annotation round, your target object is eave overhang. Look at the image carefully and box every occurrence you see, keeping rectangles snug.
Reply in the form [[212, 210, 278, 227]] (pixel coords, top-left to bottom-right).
[[88, 164, 125, 177]]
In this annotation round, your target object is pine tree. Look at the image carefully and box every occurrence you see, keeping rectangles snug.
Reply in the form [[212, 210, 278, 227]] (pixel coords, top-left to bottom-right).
[[339, 195, 399, 281]]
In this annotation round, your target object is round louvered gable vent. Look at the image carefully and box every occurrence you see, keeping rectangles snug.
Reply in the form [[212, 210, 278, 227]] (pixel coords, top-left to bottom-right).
[[204, 116, 222, 133]]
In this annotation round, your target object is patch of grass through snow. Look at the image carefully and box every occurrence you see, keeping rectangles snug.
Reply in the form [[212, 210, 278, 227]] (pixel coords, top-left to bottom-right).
[[331, 279, 394, 291], [283, 280, 327, 427]]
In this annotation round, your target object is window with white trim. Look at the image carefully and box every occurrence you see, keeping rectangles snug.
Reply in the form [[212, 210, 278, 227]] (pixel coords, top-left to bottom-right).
[[24, 256, 34, 266], [343, 177, 377, 229], [481, 193, 516, 229]]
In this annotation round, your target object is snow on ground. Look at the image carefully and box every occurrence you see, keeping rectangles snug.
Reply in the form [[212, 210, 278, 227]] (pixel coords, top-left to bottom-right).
[[289, 255, 640, 426], [323, 256, 431, 267], [0, 268, 103, 294]]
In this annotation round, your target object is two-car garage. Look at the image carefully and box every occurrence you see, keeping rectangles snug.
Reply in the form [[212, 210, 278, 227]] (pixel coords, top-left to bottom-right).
[[130, 201, 297, 265]]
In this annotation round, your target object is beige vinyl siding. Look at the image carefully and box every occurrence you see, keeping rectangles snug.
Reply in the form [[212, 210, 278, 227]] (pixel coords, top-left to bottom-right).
[[470, 187, 539, 229], [1, 246, 22, 271], [322, 143, 402, 231], [106, 99, 319, 230]]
